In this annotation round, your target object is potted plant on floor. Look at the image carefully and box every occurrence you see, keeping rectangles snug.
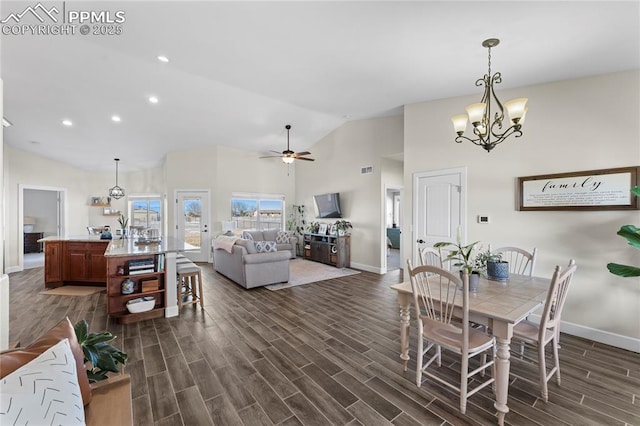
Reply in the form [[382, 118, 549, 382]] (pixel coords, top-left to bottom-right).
[[287, 204, 306, 256], [607, 186, 640, 278]]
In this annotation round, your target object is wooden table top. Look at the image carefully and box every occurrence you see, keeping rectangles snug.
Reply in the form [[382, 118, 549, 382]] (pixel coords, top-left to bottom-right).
[[391, 274, 550, 324]]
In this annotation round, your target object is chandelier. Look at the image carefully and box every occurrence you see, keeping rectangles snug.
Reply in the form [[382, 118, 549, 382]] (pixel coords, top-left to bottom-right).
[[451, 38, 528, 152], [109, 158, 125, 199]]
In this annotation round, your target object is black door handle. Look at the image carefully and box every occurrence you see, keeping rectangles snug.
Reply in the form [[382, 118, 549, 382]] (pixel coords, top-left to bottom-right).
[[417, 239, 425, 244]]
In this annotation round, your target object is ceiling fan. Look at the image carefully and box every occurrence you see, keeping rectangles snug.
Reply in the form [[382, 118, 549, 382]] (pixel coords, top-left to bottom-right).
[[260, 124, 315, 164]]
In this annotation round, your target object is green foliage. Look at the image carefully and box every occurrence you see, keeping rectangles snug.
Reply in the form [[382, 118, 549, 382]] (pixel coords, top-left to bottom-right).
[[434, 240, 482, 274], [607, 186, 640, 279], [117, 214, 129, 229], [474, 248, 503, 270], [334, 220, 352, 232], [286, 205, 306, 255], [74, 319, 128, 383], [308, 221, 320, 233]]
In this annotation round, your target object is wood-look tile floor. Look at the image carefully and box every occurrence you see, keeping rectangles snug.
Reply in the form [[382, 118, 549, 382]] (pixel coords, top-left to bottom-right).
[[8, 265, 640, 425]]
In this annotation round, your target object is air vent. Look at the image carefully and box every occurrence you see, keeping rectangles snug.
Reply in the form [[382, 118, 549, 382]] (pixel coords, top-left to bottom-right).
[[361, 166, 373, 175]]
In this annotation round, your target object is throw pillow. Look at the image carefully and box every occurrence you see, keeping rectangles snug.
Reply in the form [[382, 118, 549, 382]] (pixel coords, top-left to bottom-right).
[[275, 231, 290, 244], [255, 241, 277, 253], [0, 338, 86, 425], [235, 239, 257, 254], [0, 317, 92, 405], [242, 231, 254, 240]]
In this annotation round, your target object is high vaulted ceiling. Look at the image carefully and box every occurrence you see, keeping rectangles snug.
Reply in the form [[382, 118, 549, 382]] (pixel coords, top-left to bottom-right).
[[2, 1, 639, 172]]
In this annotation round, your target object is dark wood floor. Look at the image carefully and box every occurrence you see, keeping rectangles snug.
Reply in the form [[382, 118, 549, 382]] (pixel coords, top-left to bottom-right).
[[8, 265, 640, 425]]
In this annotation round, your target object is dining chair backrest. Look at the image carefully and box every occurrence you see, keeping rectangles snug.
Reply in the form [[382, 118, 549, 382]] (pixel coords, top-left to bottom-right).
[[491, 246, 538, 276], [418, 246, 442, 268], [407, 260, 469, 349], [539, 259, 577, 339]]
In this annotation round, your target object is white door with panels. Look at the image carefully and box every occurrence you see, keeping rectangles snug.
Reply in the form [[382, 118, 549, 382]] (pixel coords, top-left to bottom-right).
[[413, 168, 466, 267], [175, 190, 210, 262]]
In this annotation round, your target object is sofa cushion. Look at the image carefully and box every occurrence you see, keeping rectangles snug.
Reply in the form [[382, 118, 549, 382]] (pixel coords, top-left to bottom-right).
[[235, 238, 257, 254], [262, 229, 278, 241], [0, 338, 86, 425], [0, 317, 92, 405], [275, 231, 291, 244], [255, 241, 277, 253]]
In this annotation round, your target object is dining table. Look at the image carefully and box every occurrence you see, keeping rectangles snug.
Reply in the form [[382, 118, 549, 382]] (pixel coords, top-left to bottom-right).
[[390, 273, 551, 425]]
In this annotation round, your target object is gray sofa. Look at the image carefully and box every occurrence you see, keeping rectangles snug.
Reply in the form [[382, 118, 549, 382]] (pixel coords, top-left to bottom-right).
[[213, 239, 290, 288], [242, 229, 298, 259]]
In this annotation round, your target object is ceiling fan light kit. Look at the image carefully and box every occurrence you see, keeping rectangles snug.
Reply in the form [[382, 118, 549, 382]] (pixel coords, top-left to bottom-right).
[[259, 124, 315, 163], [451, 38, 528, 152]]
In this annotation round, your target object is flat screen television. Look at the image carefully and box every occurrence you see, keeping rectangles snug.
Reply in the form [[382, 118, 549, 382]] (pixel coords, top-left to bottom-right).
[[314, 193, 342, 218]]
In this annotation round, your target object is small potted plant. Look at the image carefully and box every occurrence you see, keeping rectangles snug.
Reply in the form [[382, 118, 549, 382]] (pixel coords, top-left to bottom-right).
[[475, 248, 509, 281], [308, 221, 320, 234], [334, 220, 352, 236], [434, 239, 482, 292], [117, 214, 129, 239]]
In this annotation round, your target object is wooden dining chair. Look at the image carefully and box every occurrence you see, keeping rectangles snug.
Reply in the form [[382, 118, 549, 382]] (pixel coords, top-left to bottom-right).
[[406, 260, 495, 414], [491, 246, 538, 276], [511, 259, 577, 402], [418, 246, 442, 268]]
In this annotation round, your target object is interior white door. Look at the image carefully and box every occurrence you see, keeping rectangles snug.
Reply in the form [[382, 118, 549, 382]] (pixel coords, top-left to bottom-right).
[[175, 191, 210, 262], [413, 168, 465, 266]]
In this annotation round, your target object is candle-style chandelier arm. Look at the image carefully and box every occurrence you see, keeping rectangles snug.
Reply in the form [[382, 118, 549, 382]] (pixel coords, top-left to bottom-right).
[[454, 124, 523, 152]]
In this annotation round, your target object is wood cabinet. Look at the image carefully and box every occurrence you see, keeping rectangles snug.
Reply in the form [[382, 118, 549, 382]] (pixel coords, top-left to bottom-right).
[[64, 242, 109, 283], [106, 254, 166, 324], [303, 233, 350, 268], [43, 240, 109, 288], [24, 232, 44, 253], [44, 241, 63, 285]]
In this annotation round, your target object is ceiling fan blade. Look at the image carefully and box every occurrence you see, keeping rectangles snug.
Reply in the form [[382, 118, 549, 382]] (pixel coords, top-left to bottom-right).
[[259, 155, 283, 159], [295, 157, 315, 161], [295, 151, 311, 156], [269, 150, 282, 154]]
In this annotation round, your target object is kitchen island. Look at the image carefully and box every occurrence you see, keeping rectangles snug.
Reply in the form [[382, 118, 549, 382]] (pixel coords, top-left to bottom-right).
[[40, 236, 183, 322]]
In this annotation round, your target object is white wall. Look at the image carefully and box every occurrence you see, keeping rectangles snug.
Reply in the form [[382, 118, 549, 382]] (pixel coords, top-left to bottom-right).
[[403, 71, 640, 345], [296, 116, 404, 272], [165, 145, 296, 244], [24, 189, 58, 237]]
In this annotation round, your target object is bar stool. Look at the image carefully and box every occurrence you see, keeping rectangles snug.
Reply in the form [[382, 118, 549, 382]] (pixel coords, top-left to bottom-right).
[[176, 261, 203, 309]]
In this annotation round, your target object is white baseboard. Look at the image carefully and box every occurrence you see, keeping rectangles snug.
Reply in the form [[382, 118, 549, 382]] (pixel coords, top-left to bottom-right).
[[528, 314, 640, 353], [350, 262, 382, 274], [6, 266, 21, 274], [165, 306, 179, 318]]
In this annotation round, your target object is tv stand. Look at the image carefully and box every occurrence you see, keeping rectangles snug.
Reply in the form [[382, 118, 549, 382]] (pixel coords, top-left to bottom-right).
[[303, 233, 350, 268]]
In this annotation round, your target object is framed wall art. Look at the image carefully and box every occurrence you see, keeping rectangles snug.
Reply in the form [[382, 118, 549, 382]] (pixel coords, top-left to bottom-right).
[[518, 166, 640, 211]]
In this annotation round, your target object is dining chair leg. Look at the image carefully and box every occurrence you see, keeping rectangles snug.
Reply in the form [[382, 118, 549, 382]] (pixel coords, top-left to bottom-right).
[[436, 345, 442, 367], [460, 356, 469, 414], [552, 335, 561, 386], [416, 334, 424, 386], [538, 343, 549, 402], [480, 352, 487, 377]]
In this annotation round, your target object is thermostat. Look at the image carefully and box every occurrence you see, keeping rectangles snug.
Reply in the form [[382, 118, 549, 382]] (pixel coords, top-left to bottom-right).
[[477, 215, 490, 224]]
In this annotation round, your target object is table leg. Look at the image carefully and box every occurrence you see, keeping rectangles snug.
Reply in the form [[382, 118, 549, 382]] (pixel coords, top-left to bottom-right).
[[491, 321, 513, 426], [397, 292, 412, 371]]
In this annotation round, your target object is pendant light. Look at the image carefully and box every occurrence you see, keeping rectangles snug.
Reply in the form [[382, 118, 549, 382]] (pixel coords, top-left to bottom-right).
[[109, 158, 125, 199]]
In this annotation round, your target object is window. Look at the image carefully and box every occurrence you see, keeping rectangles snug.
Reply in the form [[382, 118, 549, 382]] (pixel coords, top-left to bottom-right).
[[231, 194, 284, 231], [128, 196, 162, 236]]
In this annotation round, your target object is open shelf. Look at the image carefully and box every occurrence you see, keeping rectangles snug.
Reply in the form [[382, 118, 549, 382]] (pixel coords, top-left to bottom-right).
[[303, 233, 350, 268]]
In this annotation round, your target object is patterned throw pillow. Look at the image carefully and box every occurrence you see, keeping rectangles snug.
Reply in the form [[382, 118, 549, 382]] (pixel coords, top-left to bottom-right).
[[255, 241, 277, 253], [0, 338, 86, 425], [275, 231, 290, 244], [242, 231, 254, 240]]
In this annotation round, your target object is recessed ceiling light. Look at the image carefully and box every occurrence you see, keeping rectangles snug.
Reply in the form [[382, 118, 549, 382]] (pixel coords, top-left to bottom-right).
[[111, 115, 121, 122], [62, 119, 73, 126], [148, 96, 159, 104], [157, 55, 169, 63]]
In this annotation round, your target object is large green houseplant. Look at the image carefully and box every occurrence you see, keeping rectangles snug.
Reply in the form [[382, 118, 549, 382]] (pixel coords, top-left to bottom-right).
[[74, 319, 128, 383], [607, 186, 640, 278]]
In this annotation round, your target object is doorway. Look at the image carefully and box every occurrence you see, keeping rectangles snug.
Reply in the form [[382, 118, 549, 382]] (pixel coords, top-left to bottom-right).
[[175, 190, 210, 262], [384, 186, 403, 271], [19, 185, 65, 270], [412, 167, 467, 267]]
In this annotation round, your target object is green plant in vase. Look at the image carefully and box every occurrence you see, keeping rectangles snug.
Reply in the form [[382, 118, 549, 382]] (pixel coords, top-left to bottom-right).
[[434, 235, 482, 292], [334, 220, 353, 236], [117, 214, 129, 238], [74, 319, 128, 383]]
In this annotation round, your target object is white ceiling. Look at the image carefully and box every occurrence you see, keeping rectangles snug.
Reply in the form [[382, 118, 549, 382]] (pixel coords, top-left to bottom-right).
[[2, 1, 639, 172]]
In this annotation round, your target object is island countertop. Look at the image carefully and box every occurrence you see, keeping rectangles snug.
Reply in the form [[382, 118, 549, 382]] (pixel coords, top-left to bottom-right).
[[39, 235, 108, 243], [104, 237, 190, 257]]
